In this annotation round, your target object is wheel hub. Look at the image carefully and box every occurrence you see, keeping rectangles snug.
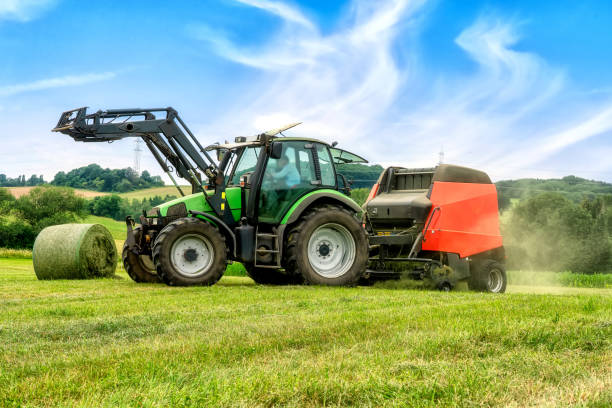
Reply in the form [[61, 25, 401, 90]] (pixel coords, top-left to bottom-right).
[[317, 242, 331, 257], [183, 248, 198, 262]]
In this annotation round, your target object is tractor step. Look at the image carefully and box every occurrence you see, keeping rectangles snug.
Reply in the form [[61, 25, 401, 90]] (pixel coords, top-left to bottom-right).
[[254, 230, 281, 268]]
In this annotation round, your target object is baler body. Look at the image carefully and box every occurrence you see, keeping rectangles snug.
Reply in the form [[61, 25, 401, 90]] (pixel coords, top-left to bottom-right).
[[364, 164, 505, 290]]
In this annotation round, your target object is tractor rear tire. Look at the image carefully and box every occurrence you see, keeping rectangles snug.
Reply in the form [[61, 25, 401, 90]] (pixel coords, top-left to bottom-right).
[[122, 227, 161, 283], [285, 205, 368, 286], [152, 217, 227, 286], [468, 259, 507, 293], [245, 265, 303, 285]]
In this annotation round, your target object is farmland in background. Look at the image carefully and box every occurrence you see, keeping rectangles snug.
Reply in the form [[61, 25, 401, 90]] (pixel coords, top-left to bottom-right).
[[5, 186, 187, 201], [118, 186, 190, 200], [6, 186, 108, 199]]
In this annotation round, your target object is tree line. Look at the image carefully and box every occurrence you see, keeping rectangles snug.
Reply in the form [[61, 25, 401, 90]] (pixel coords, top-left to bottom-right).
[[1, 164, 164, 192], [496, 175, 612, 210], [502, 192, 611, 274], [0, 174, 46, 187], [88, 194, 177, 221]]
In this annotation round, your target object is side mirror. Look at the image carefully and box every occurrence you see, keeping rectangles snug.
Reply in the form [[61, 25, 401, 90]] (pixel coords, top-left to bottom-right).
[[270, 142, 283, 159]]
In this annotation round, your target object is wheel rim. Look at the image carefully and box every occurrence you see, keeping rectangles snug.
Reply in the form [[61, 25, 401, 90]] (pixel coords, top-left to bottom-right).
[[487, 268, 504, 292], [307, 223, 356, 279], [170, 233, 214, 278]]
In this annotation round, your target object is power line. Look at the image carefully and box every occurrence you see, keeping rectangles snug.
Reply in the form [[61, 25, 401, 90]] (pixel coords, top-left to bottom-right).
[[133, 139, 143, 175]]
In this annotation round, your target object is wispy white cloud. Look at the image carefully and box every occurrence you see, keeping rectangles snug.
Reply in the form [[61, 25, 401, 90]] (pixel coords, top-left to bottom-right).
[[235, 0, 315, 30], [188, 0, 612, 181], [191, 0, 424, 140], [0, 72, 117, 97], [0, 0, 58, 22]]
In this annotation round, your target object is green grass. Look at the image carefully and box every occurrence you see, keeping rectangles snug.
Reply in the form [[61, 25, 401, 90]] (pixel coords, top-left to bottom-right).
[[509, 270, 612, 288], [118, 186, 188, 200], [560, 272, 612, 288], [83, 215, 127, 241], [0, 258, 610, 407]]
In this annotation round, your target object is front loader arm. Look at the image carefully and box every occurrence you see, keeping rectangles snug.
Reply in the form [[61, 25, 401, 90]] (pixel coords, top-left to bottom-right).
[[52, 107, 231, 222]]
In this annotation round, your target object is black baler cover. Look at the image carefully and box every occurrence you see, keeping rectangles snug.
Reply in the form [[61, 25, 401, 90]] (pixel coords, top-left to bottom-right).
[[432, 164, 492, 184]]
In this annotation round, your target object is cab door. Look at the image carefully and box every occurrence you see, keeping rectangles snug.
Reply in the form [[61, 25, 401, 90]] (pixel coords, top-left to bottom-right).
[[258, 141, 335, 224]]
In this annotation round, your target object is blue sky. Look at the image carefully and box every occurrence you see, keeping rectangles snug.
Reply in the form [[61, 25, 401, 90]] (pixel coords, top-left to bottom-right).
[[1, 0, 611, 182]]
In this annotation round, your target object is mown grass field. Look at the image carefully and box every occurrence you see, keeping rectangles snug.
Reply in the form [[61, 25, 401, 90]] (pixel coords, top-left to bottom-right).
[[6, 185, 187, 201], [118, 186, 189, 200], [5, 186, 108, 199], [1, 258, 610, 407]]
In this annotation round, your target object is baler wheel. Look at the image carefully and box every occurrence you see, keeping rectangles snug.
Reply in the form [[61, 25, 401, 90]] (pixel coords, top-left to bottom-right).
[[122, 227, 161, 283], [469, 259, 506, 293]]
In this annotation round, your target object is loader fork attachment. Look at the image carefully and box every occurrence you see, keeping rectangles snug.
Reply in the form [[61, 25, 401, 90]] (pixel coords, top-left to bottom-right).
[[52, 107, 233, 224]]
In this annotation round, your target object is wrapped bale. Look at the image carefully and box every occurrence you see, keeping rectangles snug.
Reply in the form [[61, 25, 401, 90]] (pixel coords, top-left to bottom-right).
[[33, 224, 117, 280]]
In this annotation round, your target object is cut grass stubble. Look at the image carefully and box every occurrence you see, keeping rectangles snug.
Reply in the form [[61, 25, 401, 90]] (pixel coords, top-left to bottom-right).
[[0, 258, 610, 407]]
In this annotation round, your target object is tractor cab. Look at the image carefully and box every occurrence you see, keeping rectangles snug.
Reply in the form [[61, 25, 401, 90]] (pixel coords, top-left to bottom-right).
[[205, 136, 367, 226]]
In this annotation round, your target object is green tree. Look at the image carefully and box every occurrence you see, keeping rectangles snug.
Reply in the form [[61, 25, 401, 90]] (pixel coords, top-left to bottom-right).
[[503, 192, 611, 273], [51, 164, 164, 192], [16, 186, 88, 233], [88, 195, 124, 220]]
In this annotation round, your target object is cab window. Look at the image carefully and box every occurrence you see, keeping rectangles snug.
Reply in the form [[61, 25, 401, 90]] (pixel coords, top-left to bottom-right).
[[316, 145, 336, 187], [258, 141, 317, 223], [230, 147, 261, 185]]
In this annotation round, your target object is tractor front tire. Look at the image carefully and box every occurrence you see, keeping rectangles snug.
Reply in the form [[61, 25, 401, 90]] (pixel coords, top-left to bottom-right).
[[468, 259, 507, 293], [285, 205, 368, 286], [122, 227, 161, 283], [152, 217, 227, 286], [245, 265, 303, 285]]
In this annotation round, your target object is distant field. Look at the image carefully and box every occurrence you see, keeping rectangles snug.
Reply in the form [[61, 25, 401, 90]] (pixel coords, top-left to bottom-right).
[[83, 215, 126, 240], [119, 185, 188, 200], [5, 186, 107, 198], [0, 258, 610, 407], [5, 185, 186, 201]]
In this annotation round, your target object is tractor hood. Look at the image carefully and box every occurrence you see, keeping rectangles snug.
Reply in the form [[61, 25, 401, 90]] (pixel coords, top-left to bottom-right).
[[152, 187, 242, 222]]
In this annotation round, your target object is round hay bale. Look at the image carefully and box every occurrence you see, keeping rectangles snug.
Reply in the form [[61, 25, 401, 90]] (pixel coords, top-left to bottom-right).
[[33, 224, 117, 280]]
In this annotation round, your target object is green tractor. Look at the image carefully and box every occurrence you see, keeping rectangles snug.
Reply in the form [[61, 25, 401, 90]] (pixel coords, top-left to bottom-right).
[[53, 107, 369, 286]]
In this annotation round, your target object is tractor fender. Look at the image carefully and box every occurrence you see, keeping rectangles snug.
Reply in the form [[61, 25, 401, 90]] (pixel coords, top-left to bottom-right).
[[188, 210, 236, 258], [282, 191, 362, 225]]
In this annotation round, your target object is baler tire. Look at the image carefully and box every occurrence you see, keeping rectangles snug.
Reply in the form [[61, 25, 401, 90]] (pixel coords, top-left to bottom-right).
[[122, 227, 161, 283], [245, 265, 303, 285], [284, 204, 368, 286], [468, 259, 506, 293], [152, 217, 226, 286]]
